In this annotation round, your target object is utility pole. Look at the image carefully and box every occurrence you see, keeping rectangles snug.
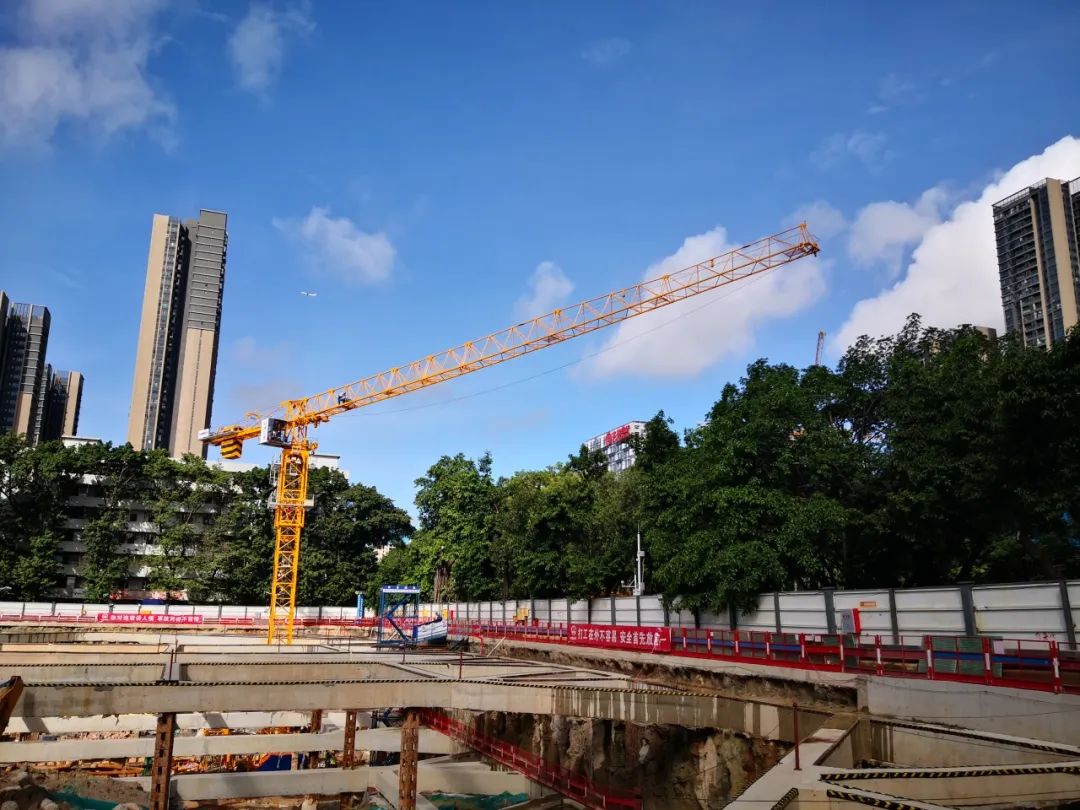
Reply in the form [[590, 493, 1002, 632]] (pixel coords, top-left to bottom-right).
[[633, 526, 645, 597]]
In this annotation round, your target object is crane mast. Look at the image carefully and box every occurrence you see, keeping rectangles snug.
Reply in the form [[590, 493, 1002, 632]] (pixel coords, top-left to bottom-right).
[[203, 224, 820, 643]]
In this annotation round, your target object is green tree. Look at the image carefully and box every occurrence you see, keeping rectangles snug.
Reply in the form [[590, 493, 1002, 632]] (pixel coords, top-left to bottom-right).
[[411, 453, 498, 600], [297, 467, 414, 605]]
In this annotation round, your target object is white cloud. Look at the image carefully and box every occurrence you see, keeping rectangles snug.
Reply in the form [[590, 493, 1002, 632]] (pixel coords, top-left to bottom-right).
[[812, 130, 890, 172], [515, 261, 574, 319], [273, 206, 395, 285], [228, 3, 313, 97], [877, 72, 918, 105], [586, 226, 826, 378], [833, 136, 1080, 351], [581, 37, 631, 67], [847, 186, 950, 275], [786, 200, 848, 239], [0, 0, 174, 149]]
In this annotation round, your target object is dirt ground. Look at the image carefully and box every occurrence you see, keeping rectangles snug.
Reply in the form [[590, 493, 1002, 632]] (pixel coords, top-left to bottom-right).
[[32, 771, 149, 807]]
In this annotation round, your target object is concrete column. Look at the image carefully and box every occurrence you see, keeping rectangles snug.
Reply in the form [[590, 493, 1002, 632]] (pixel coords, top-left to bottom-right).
[[823, 588, 837, 636], [501, 601, 506, 623], [567, 597, 572, 626], [663, 603, 670, 628], [586, 599, 592, 624], [728, 603, 738, 632], [1059, 580, 1077, 647], [530, 597, 536, 623], [959, 582, 976, 637], [610, 595, 616, 626], [773, 592, 782, 634], [635, 596, 641, 627], [149, 712, 176, 810], [888, 588, 900, 644], [399, 709, 419, 810]]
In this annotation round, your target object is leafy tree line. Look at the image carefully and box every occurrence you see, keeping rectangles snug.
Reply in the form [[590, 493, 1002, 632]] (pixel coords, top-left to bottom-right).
[[373, 318, 1079, 616], [1, 317, 1077, 614], [0, 439, 413, 604]]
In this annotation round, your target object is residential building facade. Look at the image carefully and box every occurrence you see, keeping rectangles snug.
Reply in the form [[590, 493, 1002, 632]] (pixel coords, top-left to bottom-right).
[[583, 421, 647, 474], [53, 438, 346, 600], [42, 369, 84, 441], [993, 177, 1080, 348], [0, 302, 51, 441], [128, 210, 228, 458]]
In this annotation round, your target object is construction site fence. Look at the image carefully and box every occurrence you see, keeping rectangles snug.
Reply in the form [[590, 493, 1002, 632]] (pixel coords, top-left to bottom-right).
[[1, 577, 1077, 644], [418, 709, 640, 810], [449, 620, 1080, 696]]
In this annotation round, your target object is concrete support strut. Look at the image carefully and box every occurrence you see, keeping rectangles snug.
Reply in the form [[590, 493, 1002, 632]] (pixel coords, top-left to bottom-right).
[[399, 709, 419, 810], [341, 710, 358, 810], [308, 709, 322, 769], [149, 712, 176, 810]]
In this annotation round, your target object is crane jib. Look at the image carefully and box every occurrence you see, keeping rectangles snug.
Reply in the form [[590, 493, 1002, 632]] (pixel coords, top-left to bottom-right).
[[203, 223, 820, 644]]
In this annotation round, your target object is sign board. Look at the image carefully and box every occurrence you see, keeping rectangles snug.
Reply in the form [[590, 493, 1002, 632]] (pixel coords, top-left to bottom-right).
[[568, 623, 671, 652], [603, 424, 633, 447], [381, 585, 421, 594], [859, 600, 877, 609], [97, 613, 204, 625], [838, 608, 861, 635]]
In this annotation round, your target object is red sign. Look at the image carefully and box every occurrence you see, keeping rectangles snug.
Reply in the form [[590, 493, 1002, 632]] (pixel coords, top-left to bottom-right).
[[568, 623, 671, 652], [97, 613, 204, 625], [603, 425, 632, 448]]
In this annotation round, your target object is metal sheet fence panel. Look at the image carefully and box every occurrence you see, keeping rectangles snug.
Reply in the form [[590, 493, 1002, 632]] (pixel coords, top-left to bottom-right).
[[778, 591, 829, 634], [973, 583, 1065, 639], [569, 600, 590, 623], [639, 597, 666, 626], [550, 601, 569, 623], [733, 594, 775, 632], [833, 589, 891, 635], [893, 587, 965, 635], [588, 597, 609, 624], [614, 597, 637, 626], [1070, 583, 1080, 636], [670, 609, 696, 628]]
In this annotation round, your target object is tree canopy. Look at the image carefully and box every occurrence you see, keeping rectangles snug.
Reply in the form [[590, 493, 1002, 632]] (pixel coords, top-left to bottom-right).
[[1, 318, 1077, 612]]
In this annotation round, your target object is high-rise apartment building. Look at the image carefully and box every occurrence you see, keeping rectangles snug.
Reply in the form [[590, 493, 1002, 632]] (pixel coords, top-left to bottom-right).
[[0, 302, 51, 440], [993, 177, 1080, 348], [42, 368, 84, 441], [128, 210, 228, 458]]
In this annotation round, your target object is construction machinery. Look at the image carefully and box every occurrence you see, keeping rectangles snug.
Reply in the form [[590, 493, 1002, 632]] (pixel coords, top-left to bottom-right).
[[201, 225, 820, 644]]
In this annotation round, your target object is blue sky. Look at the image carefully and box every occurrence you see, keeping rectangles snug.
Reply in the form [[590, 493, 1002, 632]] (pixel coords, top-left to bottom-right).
[[1, 0, 1078, 515]]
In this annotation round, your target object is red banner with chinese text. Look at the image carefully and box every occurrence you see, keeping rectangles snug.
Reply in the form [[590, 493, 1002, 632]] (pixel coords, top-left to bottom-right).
[[568, 623, 671, 652], [96, 613, 204, 625]]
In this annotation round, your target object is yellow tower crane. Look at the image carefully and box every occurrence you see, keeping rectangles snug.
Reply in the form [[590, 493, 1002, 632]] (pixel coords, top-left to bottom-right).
[[201, 224, 820, 644]]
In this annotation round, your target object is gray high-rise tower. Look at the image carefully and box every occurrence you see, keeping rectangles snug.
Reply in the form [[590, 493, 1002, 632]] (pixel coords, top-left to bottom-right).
[[0, 302, 51, 441], [993, 177, 1080, 348], [127, 209, 228, 458]]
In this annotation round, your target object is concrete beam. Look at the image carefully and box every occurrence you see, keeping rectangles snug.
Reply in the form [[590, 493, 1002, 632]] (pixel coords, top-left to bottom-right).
[[6, 711, 344, 735], [0, 728, 452, 762], [119, 763, 530, 801], [862, 678, 1080, 746], [12, 681, 824, 742]]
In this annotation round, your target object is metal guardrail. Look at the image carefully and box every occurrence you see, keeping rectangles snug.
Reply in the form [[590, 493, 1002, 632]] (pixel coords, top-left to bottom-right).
[[449, 621, 1080, 696], [418, 708, 640, 810]]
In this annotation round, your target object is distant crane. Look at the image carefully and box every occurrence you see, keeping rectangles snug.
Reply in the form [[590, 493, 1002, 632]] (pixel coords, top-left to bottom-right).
[[815, 329, 826, 366], [202, 225, 821, 643]]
